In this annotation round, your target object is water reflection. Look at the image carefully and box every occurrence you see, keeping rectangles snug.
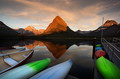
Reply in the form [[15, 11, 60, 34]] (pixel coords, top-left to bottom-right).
[[0, 39, 94, 79], [24, 41, 44, 49], [43, 41, 67, 58], [13, 40, 93, 59], [14, 40, 67, 59], [15, 40, 44, 49]]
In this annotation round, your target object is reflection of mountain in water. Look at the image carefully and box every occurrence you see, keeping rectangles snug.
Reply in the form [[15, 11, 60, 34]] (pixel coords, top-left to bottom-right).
[[16, 40, 44, 49], [24, 41, 44, 49], [0, 39, 94, 58], [43, 41, 67, 58]]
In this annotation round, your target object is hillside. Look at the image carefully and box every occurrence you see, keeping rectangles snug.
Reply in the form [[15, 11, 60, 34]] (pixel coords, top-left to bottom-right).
[[0, 21, 18, 36], [82, 20, 120, 37], [15, 26, 44, 36]]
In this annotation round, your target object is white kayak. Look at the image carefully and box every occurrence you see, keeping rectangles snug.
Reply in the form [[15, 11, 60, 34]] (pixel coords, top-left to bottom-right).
[[30, 59, 72, 79]]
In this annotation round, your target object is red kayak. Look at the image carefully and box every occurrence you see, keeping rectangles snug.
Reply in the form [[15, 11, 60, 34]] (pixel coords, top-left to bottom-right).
[[95, 50, 106, 58]]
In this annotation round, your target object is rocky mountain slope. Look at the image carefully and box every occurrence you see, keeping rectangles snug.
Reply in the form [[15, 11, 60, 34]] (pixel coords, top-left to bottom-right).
[[0, 21, 18, 36], [41, 16, 82, 37], [43, 16, 67, 34], [15, 26, 44, 36], [82, 20, 120, 37]]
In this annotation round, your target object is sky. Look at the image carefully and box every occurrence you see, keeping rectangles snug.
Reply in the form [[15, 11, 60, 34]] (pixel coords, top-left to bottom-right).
[[0, 0, 120, 31]]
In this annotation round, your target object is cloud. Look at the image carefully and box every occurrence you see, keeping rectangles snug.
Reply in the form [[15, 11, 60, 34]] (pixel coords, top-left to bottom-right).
[[15, 0, 76, 22], [26, 23, 45, 29], [0, 0, 120, 30]]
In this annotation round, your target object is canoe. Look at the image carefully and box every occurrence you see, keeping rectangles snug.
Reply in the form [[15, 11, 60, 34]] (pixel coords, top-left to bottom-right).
[[96, 56, 120, 79], [30, 59, 72, 79], [95, 47, 102, 51], [0, 58, 51, 79], [96, 44, 101, 47], [95, 50, 106, 58], [0, 49, 33, 74], [0, 47, 14, 51], [0, 48, 25, 55]]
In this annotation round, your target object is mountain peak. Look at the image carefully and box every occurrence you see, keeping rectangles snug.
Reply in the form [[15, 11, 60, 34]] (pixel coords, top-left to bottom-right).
[[25, 26, 36, 30], [55, 16, 61, 19], [102, 20, 118, 27], [44, 16, 68, 34], [21, 26, 44, 35], [53, 16, 67, 27]]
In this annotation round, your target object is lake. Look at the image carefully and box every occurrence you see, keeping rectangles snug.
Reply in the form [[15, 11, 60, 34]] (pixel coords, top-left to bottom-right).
[[0, 39, 94, 79]]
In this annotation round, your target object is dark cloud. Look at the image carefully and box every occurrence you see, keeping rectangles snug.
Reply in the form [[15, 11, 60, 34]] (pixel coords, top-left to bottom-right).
[[0, 0, 27, 12], [0, 0, 120, 30], [98, 1, 120, 15], [28, 0, 120, 12]]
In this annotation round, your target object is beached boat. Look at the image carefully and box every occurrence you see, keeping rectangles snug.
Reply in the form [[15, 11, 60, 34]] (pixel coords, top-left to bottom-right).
[[0, 48, 25, 55], [0, 49, 34, 74], [0, 47, 14, 51], [0, 58, 51, 79], [96, 56, 120, 79], [30, 59, 72, 79]]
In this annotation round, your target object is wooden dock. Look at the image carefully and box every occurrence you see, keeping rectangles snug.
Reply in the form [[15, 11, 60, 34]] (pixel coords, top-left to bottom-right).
[[101, 38, 120, 69], [93, 38, 120, 79]]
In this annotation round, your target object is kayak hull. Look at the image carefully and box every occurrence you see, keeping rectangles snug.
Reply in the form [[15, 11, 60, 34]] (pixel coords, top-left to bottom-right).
[[96, 56, 120, 79], [95, 50, 106, 58], [96, 44, 101, 47], [0, 58, 51, 79], [30, 59, 72, 79], [95, 47, 102, 51]]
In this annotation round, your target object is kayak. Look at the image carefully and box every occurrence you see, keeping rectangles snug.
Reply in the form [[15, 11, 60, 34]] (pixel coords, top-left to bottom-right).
[[0, 49, 34, 74], [95, 47, 102, 51], [95, 50, 106, 58], [0, 47, 14, 51], [96, 44, 101, 47], [0, 48, 25, 55], [96, 56, 120, 79], [0, 58, 51, 79], [30, 59, 72, 79]]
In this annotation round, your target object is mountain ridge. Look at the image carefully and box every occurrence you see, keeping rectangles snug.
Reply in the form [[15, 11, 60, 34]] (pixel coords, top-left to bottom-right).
[[43, 16, 68, 34], [0, 17, 120, 38], [102, 20, 119, 27], [79, 20, 120, 37], [0, 21, 18, 37], [15, 26, 44, 36]]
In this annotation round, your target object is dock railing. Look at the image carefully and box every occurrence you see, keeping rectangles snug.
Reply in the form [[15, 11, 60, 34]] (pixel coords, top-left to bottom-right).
[[101, 38, 120, 68]]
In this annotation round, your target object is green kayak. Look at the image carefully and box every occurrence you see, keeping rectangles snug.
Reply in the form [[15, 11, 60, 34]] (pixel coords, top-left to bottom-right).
[[96, 56, 120, 79], [0, 58, 51, 79], [96, 44, 101, 47]]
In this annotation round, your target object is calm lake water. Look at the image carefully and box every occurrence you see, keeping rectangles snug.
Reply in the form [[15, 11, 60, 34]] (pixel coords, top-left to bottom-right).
[[0, 39, 94, 79]]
